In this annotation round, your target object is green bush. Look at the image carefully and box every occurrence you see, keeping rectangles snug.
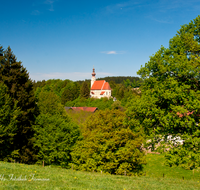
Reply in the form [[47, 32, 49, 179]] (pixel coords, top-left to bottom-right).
[[71, 109, 146, 176]]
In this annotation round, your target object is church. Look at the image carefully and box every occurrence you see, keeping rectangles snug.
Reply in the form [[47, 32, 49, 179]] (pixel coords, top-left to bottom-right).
[[90, 68, 112, 99]]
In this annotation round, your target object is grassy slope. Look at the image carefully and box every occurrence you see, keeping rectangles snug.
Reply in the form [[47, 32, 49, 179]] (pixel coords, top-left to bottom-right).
[[0, 154, 200, 190]]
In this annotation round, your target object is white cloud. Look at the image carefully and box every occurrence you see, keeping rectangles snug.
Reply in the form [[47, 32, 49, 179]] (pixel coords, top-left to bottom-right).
[[106, 51, 117, 54], [108, 51, 117, 54], [29, 72, 113, 82], [101, 51, 125, 54]]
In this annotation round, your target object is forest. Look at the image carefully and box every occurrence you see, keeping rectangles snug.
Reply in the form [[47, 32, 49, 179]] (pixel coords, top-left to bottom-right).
[[0, 15, 200, 176]]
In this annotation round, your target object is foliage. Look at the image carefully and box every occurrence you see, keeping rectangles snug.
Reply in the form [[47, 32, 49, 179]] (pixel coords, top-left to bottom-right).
[[165, 134, 200, 170], [125, 16, 200, 169], [0, 45, 37, 163], [111, 100, 124, 111], [66, 97, 114, 110], [97, 76, 143, 85], [34, 90, 80, 167], [33, 79, 80, 105], [123, 78, 143, 88], [71, 109, 146, 176], [66, 109, 93, 126], [34, 113, 80, 167], [32, 80, 46, 91], [61, 81, 80, 105], [37, 90, 66, 116], [80, 81, 90, 99], [112, 84, 126, 100], [33, 76, 142, 111], [33, 79, 72, 98], [0, 82, 20, 161]]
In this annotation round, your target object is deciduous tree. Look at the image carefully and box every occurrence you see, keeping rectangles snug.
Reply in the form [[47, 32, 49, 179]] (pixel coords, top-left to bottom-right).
[[125, 16, 200, 169], [71, 110, 146, 176], [34, 90, 80, 167]]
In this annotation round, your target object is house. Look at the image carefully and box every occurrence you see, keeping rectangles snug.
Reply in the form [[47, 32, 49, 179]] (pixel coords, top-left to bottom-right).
[[90, 68, 112, 99]]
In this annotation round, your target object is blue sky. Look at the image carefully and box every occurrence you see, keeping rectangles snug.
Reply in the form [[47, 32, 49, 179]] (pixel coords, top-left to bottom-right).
[[1, 0, 200, 81]]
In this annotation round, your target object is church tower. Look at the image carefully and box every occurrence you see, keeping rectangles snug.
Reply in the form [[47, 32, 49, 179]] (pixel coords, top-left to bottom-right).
[[91, 67, 96, 87]]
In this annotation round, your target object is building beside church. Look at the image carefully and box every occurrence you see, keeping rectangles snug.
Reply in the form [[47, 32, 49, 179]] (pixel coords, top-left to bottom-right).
[[90, 68, 112, 99]]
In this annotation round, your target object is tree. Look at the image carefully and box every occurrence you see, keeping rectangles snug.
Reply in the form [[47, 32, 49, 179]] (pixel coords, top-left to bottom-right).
[[34, 90, 80, 167], [125, 16, 200, 169], [0, 82, 20, 161], [71, 110, 146, 176], [0, 46, 37, 163], [80, 81, 90, 99], [37, 90, 65, 116], [34, 114, 80, 167], [61, 82, 80, 105]]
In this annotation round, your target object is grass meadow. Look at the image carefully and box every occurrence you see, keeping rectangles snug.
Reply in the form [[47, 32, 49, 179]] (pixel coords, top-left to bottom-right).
[[0, 154, 200, 190]]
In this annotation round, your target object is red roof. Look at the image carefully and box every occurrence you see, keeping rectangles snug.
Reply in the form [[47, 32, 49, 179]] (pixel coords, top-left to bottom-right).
[[100, 91, 105, 95], [91, 80, 111, 90], [71, 107, 98, 112], [102, 82, 111, 90]]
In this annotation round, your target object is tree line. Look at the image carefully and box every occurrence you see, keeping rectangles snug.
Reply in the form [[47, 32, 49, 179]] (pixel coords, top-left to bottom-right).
[[33, 74, 142, 108]]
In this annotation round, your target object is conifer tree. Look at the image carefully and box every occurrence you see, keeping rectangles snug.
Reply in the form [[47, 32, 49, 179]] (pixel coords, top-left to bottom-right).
[[80, 81, 90, 99], [0, 45, 37, 163], [0, 82, 20, 161], [61, 82, 80, 105]]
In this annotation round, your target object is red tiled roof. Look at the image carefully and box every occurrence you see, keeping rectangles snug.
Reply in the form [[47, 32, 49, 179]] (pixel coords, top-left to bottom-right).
[[91, 80, 111, 90], [100, 91, 105, 95], [91, 80, 105, 90], [102, 82, 111, 90], [71, 107, 98, 112]]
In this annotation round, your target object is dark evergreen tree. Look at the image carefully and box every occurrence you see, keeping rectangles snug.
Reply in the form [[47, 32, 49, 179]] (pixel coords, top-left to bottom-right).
[[61, 82, 80, 105], [0, 82, 21, 161], [80, 81, 90, 99], [0, 46, 37, 163]]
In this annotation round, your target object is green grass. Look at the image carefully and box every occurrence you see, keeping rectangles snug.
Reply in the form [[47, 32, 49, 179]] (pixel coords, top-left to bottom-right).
[[144, 153, 200, 180], [0, 154, 200, 190]]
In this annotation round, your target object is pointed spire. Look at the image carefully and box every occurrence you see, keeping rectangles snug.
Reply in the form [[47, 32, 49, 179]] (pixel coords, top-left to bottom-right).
[[91, 67, 96, 88], [92, 67, 96, 76]]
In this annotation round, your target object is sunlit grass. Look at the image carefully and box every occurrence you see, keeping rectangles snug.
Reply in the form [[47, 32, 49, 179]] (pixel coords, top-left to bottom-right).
[[0, 154, 199, 190], [144, 154, 200, 180]]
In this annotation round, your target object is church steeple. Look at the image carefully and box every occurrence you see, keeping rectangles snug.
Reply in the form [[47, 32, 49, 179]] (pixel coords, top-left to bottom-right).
[[91, 67, 96, 87], [92, 67, 96, 76]]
